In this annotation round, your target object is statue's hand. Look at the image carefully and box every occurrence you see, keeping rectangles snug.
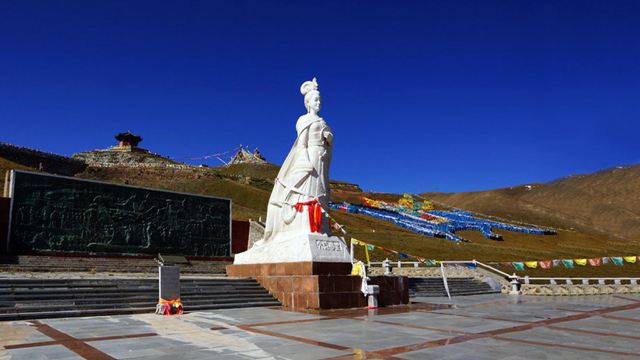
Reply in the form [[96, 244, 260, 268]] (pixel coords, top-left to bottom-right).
[[323, 127, 333, 145]]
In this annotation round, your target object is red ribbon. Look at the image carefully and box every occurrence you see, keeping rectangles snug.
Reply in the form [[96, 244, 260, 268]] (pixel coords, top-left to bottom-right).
[[293, 199, 323, 233]]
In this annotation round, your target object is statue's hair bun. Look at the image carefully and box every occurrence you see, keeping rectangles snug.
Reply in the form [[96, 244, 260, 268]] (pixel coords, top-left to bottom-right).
[[300, 77, 319, 96]]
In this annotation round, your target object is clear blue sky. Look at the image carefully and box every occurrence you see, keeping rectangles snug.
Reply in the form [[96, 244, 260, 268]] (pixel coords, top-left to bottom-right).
[[1, 1, 638, 193]]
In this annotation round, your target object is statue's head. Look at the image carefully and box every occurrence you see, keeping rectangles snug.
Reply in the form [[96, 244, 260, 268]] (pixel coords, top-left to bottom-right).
[[300, 78, 321, 114]]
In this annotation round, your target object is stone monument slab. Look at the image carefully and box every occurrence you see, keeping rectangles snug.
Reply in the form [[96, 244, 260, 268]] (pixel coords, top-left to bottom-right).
[[159, 265, 180, 301]]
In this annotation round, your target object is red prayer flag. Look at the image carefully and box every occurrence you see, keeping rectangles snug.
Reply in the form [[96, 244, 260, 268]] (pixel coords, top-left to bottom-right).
[[587, 258, 602, 267], [538, 260, 552, 269]]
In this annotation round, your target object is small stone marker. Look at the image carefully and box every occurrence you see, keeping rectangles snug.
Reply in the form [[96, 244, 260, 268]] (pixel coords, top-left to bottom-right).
[[156, 265, 182, 315], [367, 285, 380, 309], [159, 265, 180, 300]]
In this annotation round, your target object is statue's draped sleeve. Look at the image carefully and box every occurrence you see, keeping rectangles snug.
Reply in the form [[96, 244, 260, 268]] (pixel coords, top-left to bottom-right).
[[263, 116, 320, 240]]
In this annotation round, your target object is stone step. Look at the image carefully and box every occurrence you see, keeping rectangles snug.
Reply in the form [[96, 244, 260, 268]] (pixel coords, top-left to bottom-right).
[[410, 286, 498, 292], [408, 277, 499, 297], [0, 296, 278, 313], [0, 277, 280, 320], [0, 279, 255, 287], [409, 290, 501, 298], [0, 284, 265, 292], [0, 290, 271, 302], [0, 284, 268, 292], [0, 301, 281, 322], [0, 292, 275, 306]]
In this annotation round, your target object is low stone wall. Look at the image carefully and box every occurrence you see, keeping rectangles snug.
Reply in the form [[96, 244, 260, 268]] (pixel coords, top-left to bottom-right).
[[247, 220, 265, 249], [521, 284, 640, 296], [370, 265, 509, 285], [329, 181, 362, 192], [370, 266, 640, 296], [73, 150, 190, 169]]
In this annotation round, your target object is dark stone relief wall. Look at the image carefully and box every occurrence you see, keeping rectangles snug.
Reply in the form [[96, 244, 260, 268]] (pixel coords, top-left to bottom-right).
[[8, 171, 231, 257]]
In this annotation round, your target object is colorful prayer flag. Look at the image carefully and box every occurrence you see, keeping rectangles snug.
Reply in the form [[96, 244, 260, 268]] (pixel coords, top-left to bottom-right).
[[561, 259, 575, 269], [351, 262, 363, 276], [552, 259, 562, 267], [525, 261, 538, 269], [512, 262, 525, 271], [611, 257, 624, 266], [538, 260, 552, 269], [574, 259, 587, 266], [367, 244, 375, 251], [587, 258, 602, 267], [623, 256, 637, 264], [602, 257, 610, 265], [399, 253, 409, 259]]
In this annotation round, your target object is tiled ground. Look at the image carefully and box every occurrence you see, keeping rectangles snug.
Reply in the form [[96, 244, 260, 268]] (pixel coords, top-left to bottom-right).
[[2, 293, 640, 359]]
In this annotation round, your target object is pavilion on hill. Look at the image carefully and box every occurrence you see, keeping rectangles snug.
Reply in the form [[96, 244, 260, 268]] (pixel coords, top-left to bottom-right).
[[111, 131, 147, 153]]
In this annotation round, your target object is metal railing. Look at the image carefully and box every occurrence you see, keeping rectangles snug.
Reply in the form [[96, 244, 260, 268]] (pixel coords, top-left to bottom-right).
[[368, 258, 640, 297]]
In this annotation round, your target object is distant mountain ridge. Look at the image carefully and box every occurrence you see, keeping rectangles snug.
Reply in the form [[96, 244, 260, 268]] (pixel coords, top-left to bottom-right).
[[422, 164, 640, 240]]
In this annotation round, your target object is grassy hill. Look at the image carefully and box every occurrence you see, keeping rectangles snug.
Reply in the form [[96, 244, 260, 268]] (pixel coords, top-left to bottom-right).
[[1, 152, 639, 276], [422, 164, 640, 240]]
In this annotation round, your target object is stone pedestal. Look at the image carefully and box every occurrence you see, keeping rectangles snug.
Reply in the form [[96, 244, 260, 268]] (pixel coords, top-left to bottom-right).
[[233, 233, 351, 264], [226, 261, 408, 310], [229, 233, 408, 311]]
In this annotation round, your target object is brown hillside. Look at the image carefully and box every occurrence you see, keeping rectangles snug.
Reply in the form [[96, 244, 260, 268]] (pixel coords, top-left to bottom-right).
[[3, 151, 640, 276], [422, 164, 640, 241], [0, 158, 34, 194]]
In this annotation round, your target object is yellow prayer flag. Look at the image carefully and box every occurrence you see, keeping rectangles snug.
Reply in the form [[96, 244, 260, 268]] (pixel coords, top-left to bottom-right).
[[524, 261, 538, 269], [351, 262, 362, 276], [574, 259, 587, 266], [623, 256, 637, 264]]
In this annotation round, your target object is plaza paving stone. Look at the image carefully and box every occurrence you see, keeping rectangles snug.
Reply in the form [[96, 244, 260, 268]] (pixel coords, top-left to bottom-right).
[[2, 293, 640, 359]]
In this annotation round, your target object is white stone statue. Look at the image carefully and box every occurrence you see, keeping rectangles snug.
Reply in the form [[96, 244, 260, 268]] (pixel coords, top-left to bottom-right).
[[234, 78, 350, 264], [263, 77, 333, 240]]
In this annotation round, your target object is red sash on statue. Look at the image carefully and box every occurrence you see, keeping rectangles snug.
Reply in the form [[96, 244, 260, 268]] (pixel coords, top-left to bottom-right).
[[293, 199, 323, 233]]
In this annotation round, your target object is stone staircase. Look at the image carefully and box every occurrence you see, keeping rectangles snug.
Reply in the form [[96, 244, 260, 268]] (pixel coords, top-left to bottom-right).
[[0, 278, 280, 321], [0, 255, 229, 274], [409, 277, 501, 297]]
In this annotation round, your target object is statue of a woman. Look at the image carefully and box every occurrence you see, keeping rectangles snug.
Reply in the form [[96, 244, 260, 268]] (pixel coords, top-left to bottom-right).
[[262, 78, 333, 241], [234, 78, 350, 264]]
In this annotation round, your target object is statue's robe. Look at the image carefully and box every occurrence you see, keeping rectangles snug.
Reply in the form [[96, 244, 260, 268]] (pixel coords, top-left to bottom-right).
[[262, 114, 332, 242]]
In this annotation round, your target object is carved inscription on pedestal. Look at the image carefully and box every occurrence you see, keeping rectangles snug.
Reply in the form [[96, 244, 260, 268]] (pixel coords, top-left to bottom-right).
[[314, 238, 343, 252]]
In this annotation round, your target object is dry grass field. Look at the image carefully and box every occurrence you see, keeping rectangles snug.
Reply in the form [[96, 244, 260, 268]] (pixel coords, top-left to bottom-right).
[[1, 155, 638, 277]]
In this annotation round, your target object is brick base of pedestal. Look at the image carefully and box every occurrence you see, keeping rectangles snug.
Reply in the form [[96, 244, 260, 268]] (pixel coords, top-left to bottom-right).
[[226, 262, 408, 311]]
